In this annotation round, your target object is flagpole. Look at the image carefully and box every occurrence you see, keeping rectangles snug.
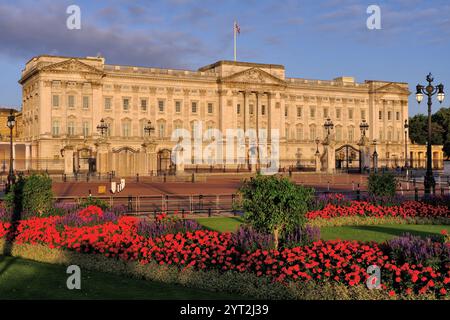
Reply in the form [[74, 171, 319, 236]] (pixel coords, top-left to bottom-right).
[[234, 21, 237, 61]]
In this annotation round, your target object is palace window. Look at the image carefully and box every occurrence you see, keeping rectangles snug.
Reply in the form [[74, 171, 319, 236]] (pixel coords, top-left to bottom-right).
[[104, 97, 112, 111], [82, 96, 90, 109], [250, 104, 254, 115], [123, 98, 130, 111], [336, 108, 341, 119], [285, 126, 290, 139], [379, 111, 383, 120], [158, 100, 165, 112], [140, 99, 148, 111], [323, 107, 329, 118], [159, 122, 166, 138], [361, 109, 366, 120], [336, 126, 342, 141], [237, 104, 241, 114], [122, 122, 131, 137], [52, 95, 59, 108], [207, 103, 213, 114], [68, 95, 75, 109], [175, 101, 182, 113], [82, 121, 90, 137], [296, 126, 303, 140], [191, 102, 198, 114], [285, 105, 289, 117], [261, 105, 266, 115], [52, 120, 60, 136], [297, 106, 302, 118], [388, 111, 392, 121], [396, 112, 400, 121], [348, 109, 353, 120], [309, 125, 316, 140], [348, 127, 354, 142], [67, 121, 75, 136]]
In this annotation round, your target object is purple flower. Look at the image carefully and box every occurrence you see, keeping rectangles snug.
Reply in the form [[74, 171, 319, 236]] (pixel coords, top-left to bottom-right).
[[283, 225, 321, 247], [231, 225, 274, 251]]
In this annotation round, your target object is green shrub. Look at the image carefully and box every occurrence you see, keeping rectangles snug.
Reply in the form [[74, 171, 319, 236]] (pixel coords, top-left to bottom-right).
[[368, 173, 397, 198], [79, 197, 110, 210], [4, 174, 53, 217], [237, 174, 314, 249], [22, 174, 53, 215]]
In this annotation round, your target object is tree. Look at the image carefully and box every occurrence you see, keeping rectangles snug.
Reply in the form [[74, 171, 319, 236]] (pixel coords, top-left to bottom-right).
[[432, 107, 450, 159], [237, 174, 314, 249], [408, 114, 444, 145]]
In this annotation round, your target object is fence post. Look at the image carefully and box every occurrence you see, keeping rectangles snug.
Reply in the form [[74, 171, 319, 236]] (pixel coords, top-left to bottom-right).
[[153, 209, 157, 220], [432, 183, 436, 195], [136, 173, 139, 182], [216, 195, 220, 214], [415, 187, 419, 201], [127, 195, 133, 213], [356, 184, 360, 201], [199, 194, 203, 212], [191, 173, 195, 183], [232, 194, 236, 216], [208, 208, 211, 217], [441, 187, 444, 196], [182, 208, 185, 219], [63, 173, 67, 182], [86, 173, 89, 182], [165, 195, 169, 212], [163, 173, 167, 183]]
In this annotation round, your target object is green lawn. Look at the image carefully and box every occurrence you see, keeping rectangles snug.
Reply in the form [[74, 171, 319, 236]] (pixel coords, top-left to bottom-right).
[[320, 224, 450, 242], [0, 255, 238, 300], [195, 216, 244, 232], [195, 217, 449, 242]]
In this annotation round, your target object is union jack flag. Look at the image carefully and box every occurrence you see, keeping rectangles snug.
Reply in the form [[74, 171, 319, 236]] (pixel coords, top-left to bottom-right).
[[234, 21, 240, 34]]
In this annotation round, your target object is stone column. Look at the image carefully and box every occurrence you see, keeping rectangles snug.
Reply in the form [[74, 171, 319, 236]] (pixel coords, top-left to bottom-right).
[[315, 151, 321, 172], [25, 144, 31, 170], [358, 137, 370, 173], [95, 140, 110, 175], [142, 140, 157, 176], [62, 145, 74, 175], [322, 136, 336, 174]]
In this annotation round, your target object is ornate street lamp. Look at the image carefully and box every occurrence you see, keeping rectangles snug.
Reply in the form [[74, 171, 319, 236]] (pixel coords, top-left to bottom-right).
[[416, 73, 445, 196], [324, 118, 334, 137], [359, 119, 369, 137], [404, 119, 409, 168], [6, 109, 16, 192], [96, 118, 109, 137], [315, 138, 320, 155], [144, 120, 155, 137]]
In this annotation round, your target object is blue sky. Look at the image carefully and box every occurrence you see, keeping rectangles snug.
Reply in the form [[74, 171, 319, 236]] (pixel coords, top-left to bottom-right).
[[0, 0, 449, 115]]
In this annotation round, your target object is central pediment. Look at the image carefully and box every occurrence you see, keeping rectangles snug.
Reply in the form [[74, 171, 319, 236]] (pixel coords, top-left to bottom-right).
[[41, 59, 104, 75], [220, 67, 286, 86]]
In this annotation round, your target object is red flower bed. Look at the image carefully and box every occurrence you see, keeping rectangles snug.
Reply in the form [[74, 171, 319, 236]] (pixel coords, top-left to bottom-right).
[[0, 206, 448, 298], [306, 200, 449, 220]]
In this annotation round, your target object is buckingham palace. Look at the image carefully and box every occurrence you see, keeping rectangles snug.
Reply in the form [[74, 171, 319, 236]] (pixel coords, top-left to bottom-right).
[[16, 54, 443, 176]]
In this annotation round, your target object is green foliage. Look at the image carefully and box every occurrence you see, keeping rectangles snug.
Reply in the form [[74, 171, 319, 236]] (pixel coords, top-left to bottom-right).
[[3, 175, 26, 219], [79, 197, 110, 210], [408, 114, 444, 145], [368, 173, 397, 198], [21, 174, 54, 216], [237, 174, 314, 248]]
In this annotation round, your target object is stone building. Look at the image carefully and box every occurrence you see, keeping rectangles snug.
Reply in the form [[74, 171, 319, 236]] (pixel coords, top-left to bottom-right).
[[17, 55, 443, 176]]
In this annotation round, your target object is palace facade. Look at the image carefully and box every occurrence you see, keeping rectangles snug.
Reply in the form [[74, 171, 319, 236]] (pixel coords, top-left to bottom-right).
[[16, 55, 443, 176]]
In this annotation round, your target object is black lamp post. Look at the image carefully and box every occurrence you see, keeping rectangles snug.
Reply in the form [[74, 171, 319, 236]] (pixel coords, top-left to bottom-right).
[[96, 118, 108, 137], [404, 120, 409, 168], [416, 73, 445, 196], [324, 118, 334, 138], [144, 120, 155, 137], [6, 109, 16, 192], [359, 119, 369, 138]]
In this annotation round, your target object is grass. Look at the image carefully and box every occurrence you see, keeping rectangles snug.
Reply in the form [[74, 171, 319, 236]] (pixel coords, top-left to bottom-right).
[[195, 217, 450, 242], [320, 224, 450, 242], [195, 216, 244, 232], [0, 255, 238, 300]]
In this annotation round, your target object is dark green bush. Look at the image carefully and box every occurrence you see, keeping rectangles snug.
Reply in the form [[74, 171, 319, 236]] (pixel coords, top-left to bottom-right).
[[367, 173, 397, 198], [4, 174, 53, 217]]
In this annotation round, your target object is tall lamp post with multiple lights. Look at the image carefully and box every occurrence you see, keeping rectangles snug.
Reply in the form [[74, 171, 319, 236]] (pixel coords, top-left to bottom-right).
[[6, 109, 16, 192], [415, 73, 445, 196]]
